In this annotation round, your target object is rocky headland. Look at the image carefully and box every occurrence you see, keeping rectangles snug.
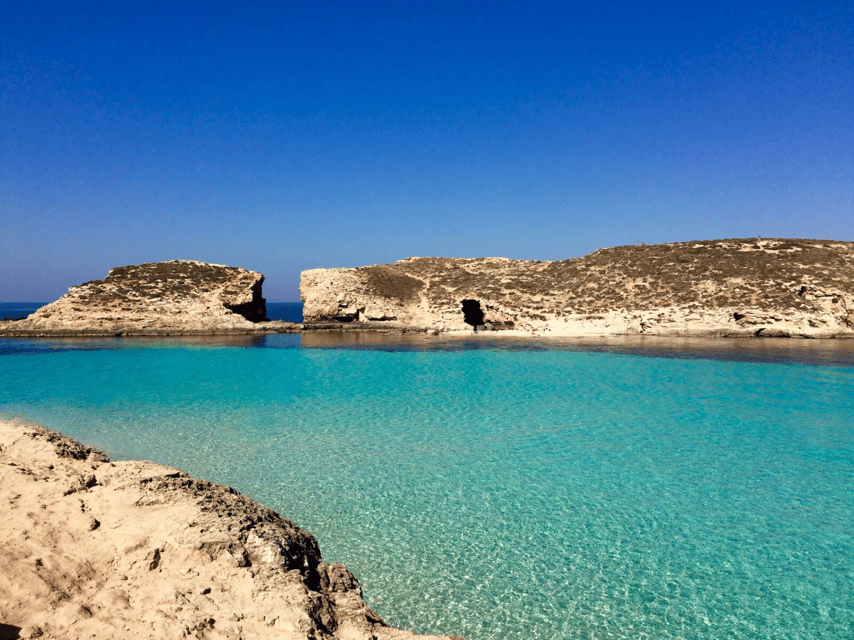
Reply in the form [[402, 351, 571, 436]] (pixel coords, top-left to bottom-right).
[[0, 420, 464, 640], [301, 238, 854, 338], [0, 261, 298, 337], [4, 240, 853, 340]]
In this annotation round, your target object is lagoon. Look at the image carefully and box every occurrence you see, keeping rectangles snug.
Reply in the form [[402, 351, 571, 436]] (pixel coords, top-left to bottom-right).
[[1, 333, 852, 639]]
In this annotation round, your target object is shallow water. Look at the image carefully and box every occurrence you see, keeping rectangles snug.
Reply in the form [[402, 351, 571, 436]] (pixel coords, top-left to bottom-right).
[[1, 335, 852, 640]]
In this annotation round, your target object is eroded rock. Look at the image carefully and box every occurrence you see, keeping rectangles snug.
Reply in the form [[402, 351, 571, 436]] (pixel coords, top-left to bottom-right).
[[1, 261, 271, 336], [300, 239, 854, 338], [0, 420, 464, 640]]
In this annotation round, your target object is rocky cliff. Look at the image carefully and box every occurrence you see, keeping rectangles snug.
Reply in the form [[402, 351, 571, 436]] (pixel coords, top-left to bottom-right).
[[1, 261, 278, 336], [300, 238, 854, 338], [0, 420, 464, 640]]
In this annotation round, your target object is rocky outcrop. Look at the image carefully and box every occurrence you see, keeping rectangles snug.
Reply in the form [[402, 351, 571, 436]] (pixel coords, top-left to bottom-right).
[[300, 239, 854, 338], [0, 261, 291, 336], [0, 420, 464, 640]]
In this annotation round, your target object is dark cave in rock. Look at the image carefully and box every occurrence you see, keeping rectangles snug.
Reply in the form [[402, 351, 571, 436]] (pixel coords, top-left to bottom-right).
[[225, 279, 268, 322], [461, 299, 485, 331]]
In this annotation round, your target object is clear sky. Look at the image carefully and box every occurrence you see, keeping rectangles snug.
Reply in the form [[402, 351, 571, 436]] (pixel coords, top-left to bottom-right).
[[2, 1, 852, 301]]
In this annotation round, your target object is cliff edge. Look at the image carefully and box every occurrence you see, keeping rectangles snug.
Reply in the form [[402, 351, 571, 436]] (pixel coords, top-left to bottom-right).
[[0, 261, 283, 336], [0, 420, 463, 640], [300, 238, 854, 338]]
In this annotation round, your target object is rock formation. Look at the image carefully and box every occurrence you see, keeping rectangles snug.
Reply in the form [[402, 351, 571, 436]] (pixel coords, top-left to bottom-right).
[[0, 261, 285, 336], [300, 238, 854, 338], [0, 420, 464, 640]]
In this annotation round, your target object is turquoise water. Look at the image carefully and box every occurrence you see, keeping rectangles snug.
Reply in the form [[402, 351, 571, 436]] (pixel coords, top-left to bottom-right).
[[1, 336, 852, 639]]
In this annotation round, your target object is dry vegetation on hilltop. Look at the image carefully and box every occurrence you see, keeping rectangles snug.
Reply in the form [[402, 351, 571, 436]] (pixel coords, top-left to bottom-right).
[[388, 238, 853, 314], [358, 265, 425, 302], [73, 262, 262, 307]]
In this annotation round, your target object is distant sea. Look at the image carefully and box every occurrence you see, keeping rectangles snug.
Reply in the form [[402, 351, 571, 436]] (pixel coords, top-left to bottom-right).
[[0, 301, 47, 320], [1, 313, 852, 639], [266, 302, 304, 323]]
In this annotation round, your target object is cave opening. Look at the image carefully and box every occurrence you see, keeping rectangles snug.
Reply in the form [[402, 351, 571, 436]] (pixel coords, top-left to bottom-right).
[[461, 299, 485, 331], [225, 280, 268, 322]]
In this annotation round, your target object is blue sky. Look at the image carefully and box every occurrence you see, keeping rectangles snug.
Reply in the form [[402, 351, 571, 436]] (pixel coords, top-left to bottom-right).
[[2, 1, 851, 301]]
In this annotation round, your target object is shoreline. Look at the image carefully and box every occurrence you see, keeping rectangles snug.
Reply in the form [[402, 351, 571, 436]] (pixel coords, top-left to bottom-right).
[[2, 322, 852, 339], [0, 320, 303, 338], [5, 329, 854, 368], [0, 419, 463, 640]]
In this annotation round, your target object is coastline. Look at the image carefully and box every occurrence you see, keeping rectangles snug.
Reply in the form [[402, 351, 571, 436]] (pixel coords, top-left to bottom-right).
[[5, 240, 852, 341], [0, 419, 464, 640], [0, 320, 303, 338], [3, 320, 852, 340]]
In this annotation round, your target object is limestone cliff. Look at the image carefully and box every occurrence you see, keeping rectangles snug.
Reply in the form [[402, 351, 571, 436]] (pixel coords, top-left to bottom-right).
[[300, 238, 854, 338], [0, 420, 464, 640], [1, 261, 272, 336]]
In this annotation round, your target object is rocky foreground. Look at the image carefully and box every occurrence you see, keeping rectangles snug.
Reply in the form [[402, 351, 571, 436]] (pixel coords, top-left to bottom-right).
[[301, 238, 854, 338], [0, 420, 463, 640], [0, 261, 298, 337]]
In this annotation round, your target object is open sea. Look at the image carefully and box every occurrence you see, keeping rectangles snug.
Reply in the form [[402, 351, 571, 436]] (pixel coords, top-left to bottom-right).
[[1, 302, 852, 640]]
